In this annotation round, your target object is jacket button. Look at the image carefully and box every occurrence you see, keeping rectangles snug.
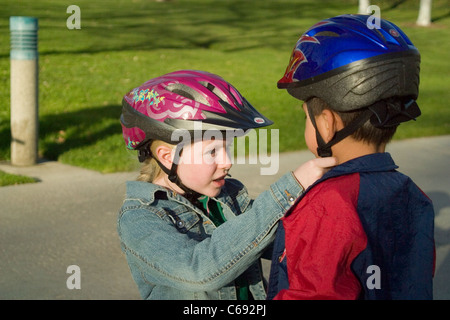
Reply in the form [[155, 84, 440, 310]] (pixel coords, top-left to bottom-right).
[[284, 190, 295, 204], [177, 221, 185, 228]]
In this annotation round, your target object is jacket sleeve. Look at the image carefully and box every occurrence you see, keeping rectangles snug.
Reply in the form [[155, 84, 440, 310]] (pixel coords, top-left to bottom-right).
[[274, 177, 368, 300], [118, 172, 303, 292]]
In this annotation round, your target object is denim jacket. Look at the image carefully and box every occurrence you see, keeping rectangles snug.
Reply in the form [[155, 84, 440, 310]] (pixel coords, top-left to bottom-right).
[[117, 172, 304, 300]]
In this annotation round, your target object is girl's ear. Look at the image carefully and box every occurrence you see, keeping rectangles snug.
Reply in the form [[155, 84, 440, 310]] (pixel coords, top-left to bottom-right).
[[315, 109, 340, 143], [154, 145, 174, 170]]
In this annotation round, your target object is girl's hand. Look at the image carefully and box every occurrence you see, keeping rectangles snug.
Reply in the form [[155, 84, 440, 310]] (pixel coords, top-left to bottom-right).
[[293, 157, 338, 190]]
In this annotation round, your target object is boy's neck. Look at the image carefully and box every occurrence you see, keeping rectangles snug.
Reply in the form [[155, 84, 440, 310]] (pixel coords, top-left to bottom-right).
[[331, 138, 386, 165]]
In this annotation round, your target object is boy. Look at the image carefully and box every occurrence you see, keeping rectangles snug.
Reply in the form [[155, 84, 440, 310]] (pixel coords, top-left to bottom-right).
[[267, 14, 435, 300]]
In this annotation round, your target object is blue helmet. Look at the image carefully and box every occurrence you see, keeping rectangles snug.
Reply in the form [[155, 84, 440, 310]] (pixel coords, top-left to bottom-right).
[[278, 14, 420, 112], [278, 14, 422, 157]]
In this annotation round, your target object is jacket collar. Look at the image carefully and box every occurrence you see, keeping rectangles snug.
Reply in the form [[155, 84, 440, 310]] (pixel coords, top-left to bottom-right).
[[310, 152, 398, 190], [125, 181, 190, 205], [327, 152, 397, 176]]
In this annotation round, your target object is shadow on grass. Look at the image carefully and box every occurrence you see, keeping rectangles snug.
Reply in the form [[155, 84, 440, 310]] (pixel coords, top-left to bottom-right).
[[0, 104, 122, 161], [2, 0, 449, 59], [431, 11, 450, 23], [0, 0, 349, 57]]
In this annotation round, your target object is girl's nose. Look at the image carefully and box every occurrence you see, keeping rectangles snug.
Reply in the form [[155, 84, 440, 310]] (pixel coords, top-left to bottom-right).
[[218, 148, 232, 169]]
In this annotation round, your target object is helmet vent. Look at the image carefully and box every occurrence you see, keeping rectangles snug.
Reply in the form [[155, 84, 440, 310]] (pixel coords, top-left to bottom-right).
[[315, 31, 339, 37], [172, 89, 195, 100], [166, 83, 210, 106], [199, 81, 231, 105]]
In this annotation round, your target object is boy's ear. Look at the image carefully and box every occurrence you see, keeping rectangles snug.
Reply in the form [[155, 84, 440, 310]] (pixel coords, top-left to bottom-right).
[[155, 145, 174, 169], [316, 109, 341, 143]]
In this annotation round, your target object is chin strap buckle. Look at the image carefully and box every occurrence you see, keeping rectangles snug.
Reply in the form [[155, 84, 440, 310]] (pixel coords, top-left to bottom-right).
[[137, 140, 152, 162]]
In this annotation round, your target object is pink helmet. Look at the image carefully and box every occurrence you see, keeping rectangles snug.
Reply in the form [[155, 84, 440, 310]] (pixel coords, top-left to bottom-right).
[[121, 70, 273, 154]]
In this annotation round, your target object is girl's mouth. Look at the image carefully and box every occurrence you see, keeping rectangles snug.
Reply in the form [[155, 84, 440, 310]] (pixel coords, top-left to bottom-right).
[[213, 175, 227, 187]]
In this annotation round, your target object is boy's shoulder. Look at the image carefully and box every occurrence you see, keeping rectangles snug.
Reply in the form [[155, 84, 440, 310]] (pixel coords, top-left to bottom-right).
[[219, 178, 247, 198], [301, 153, 399, 206], [307, 172, 361, 204], [285, 173, 362, 224], [223, 177, 245, 189]]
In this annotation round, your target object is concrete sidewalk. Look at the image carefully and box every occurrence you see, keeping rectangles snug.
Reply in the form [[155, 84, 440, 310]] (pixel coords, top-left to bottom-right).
[[0, 135, 449, 300]]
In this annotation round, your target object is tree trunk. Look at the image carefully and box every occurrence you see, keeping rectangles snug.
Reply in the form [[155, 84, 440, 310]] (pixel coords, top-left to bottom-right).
[[358, 0, 371, 14], [417, 0, 432, 26]]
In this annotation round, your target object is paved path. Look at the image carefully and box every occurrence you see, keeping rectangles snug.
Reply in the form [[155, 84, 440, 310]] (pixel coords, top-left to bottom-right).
[[0, 135, 449, 299]]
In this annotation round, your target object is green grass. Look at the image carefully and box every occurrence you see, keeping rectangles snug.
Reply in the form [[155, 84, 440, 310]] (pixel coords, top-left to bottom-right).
[[0, 170, 38, 186], [0, 0, 449, 179]]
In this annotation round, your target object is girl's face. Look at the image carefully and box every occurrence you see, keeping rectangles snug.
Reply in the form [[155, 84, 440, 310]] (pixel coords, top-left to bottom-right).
[[176, 139, 232, 197]]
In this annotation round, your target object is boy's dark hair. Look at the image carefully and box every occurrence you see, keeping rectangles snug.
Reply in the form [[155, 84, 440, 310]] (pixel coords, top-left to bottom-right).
[[307, 97, 398, 147]]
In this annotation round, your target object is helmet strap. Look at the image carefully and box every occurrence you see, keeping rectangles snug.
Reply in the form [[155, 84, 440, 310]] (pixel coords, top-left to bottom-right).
[[137, 140, 152, 162], [306, 105, 373, 157], [144, 142, 202, 203], [306, 105, 330, 157]]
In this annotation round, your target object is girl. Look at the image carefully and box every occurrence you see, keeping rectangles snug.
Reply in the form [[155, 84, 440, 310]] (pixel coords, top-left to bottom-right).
[[117, 70, 335, 300]]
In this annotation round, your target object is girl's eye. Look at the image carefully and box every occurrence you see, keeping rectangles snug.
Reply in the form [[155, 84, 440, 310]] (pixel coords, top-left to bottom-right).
[[207, 149, 216, 156]]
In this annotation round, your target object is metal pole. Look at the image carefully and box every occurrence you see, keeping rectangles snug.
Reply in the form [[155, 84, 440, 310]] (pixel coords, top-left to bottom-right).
[[10, 16, 39, 166]]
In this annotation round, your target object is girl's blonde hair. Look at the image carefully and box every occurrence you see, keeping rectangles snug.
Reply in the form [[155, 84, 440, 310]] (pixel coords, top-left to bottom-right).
[[137, 140, 175, 183]]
